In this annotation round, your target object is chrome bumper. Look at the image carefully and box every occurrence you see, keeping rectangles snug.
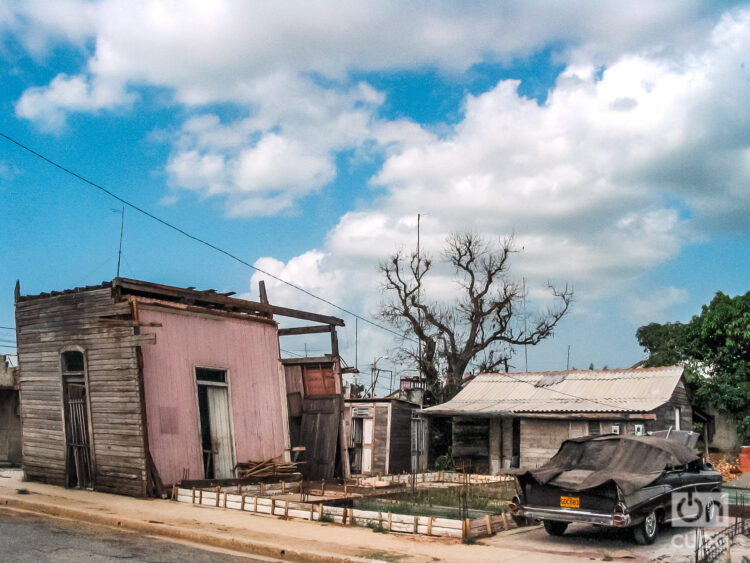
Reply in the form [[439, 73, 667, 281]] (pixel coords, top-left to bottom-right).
[[516, 505, 631, 527]]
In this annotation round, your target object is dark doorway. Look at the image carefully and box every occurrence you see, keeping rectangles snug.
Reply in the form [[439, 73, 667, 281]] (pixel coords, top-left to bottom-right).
[[511, 418, 521, 467], [63, 382, 93, 488]]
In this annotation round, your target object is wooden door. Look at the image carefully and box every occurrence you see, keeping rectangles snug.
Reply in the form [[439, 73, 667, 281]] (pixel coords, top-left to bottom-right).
[[362, 418, 373, 473], [207, 386, 234, 479], [299, 395, 341, 480], [64, 383, 93, 488]]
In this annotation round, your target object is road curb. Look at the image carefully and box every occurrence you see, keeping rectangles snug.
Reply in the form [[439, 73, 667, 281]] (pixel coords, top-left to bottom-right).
[[0, 494, 371, 563]]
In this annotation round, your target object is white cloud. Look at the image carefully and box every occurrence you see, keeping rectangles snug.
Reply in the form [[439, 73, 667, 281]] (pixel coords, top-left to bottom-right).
[[626, 286, 689, 325], [7, 1, 750, 368], [15, 73, 133, 131]]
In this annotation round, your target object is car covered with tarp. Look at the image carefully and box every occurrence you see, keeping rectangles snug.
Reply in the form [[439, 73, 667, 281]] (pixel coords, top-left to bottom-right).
[[509, 433, 721, 544]]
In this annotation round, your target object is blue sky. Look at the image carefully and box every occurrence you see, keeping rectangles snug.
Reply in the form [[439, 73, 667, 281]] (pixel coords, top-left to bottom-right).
[[1, 1, 749, 394]]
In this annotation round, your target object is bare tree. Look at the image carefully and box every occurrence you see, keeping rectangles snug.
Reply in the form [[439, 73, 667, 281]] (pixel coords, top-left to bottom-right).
[[380, 233, 572, 403]]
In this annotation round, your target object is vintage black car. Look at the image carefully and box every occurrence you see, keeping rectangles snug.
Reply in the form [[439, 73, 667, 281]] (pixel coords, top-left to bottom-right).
[[509, 433, 721, 544]]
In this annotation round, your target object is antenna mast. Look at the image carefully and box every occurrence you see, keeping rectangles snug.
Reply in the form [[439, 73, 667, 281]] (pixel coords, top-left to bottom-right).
[[116, 206, 124, 277]]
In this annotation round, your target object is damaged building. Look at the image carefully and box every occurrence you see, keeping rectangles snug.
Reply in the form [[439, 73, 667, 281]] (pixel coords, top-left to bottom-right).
[[424, 366, 693, 472], [14, 277, 347, 495]]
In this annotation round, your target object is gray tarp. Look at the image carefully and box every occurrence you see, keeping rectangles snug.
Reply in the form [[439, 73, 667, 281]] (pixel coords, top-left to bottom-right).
[[524, 434, 699, 496]]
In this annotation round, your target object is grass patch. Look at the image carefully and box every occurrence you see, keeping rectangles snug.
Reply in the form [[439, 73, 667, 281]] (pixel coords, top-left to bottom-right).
[[319, 513, 334, 523], [367, 521, 388, 533], [353, 485, 512, 520], [361, 552, 403, 562]]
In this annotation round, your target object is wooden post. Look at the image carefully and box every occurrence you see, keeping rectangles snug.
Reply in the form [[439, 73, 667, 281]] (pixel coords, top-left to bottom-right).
[[282, 481, 286, 494], [191, 488, 196, 503], [321, 479, 325, 495], [342, 507, 347, 525], [344, 483, 348, 496], [241, 495, 246, 511], [271, 498, 276, 516], [238, 484, 243, 496], [465, 518, 471, 540], [284, 500, 289, 519], [485, 515, 492, 535], [254, 496, 258, 513], [427, 517, 433, 536], [388, 512, 392, 531], [260, 482, 265, 496], [413, 515, 418, 534], [223, 491, 228, 508], [215, 486, 221, 507], [378, 511, 383, 529], [501, 512, 508, 531], [199, 489, 203, 504], [310, 504, 314, 521], [318, 503, 323, 521], [171, 484, 177, 500]]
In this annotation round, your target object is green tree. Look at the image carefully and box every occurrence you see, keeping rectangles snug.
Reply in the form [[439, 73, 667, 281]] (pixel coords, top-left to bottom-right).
[[637, 291, 750, 441]]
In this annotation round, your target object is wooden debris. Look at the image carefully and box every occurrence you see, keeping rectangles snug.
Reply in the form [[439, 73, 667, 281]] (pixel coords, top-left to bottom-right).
[[236, 459, 302, 478]]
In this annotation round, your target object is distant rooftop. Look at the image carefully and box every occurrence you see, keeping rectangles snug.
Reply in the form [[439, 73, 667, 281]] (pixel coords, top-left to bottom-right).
[[424, 366, 684, 416]]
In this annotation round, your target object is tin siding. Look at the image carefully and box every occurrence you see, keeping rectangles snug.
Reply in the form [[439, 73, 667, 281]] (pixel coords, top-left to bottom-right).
[[138, 308, 285, 485]]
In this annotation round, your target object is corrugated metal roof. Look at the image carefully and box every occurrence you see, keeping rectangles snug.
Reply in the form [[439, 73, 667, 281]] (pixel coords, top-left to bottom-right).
[[424, 366, 684, 416]]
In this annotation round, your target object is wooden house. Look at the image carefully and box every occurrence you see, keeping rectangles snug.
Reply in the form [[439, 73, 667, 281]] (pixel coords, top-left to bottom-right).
[[14, 277, 345, 496], [344, 398, 428, 475], [424, 366, 692, 473]]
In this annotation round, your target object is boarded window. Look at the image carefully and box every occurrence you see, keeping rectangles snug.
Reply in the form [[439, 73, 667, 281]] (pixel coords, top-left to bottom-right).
[[588, 421, 601, 436], [302, 364, 337, 396]]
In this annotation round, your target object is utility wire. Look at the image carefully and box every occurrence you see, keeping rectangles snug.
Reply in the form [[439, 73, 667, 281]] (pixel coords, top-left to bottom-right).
[[0, 326, 15, 330], [1, 136, 644, 412], [0, 132, 412, 343]]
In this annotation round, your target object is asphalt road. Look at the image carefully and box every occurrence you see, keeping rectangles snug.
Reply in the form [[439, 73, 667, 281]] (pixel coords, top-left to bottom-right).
[[0, 508, 271, 562]]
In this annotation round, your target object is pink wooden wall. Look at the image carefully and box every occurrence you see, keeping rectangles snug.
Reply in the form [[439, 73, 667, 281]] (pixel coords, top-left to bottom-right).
[[137, 306, 286, 484]]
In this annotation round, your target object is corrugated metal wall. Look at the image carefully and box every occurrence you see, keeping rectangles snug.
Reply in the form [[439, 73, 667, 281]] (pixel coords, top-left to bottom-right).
[[138, 307, 286, 485]]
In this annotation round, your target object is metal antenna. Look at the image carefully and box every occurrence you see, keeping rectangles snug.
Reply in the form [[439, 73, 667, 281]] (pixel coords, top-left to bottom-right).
[[116, 206, 124, 277]]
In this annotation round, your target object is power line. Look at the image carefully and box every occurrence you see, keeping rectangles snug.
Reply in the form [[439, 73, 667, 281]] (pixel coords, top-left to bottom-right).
[[0, 326, 15, 330], [0, 132, 412, 343], [0, 136, 637, 412]]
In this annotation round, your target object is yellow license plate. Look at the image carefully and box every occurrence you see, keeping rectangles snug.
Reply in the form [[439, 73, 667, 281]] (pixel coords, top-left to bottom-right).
[[560, 496, 580, 508]]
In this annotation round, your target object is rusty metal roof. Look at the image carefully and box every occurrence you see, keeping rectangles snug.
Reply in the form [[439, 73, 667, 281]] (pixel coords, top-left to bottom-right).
[[424, 366, 684, 416]]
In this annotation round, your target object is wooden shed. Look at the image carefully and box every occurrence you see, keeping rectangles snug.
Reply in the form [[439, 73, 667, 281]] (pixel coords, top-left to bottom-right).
[[0, 355, 21, 467], [424, 367, 692, 473], [14, 277, 345, 496], [344, 398, 428, 476]]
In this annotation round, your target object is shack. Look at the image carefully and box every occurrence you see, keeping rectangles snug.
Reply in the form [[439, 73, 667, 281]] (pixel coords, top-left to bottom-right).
[[425, 366, 692, 473], [14, 277, 345, 496], [0, 355, 21, 466], [344, 397, 428, 475]]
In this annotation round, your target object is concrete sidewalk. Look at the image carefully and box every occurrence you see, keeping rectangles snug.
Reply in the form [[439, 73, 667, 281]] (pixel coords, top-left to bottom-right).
[[0, 470, 581, 562]]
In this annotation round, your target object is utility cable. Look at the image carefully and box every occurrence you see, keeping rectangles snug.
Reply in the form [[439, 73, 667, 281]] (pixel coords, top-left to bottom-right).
[[0, 132, 412, 343], [1, 134, 628, 411]]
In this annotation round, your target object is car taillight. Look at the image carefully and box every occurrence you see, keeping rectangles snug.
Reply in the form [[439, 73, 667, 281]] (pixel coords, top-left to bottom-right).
[[612, 502, 627, 522]]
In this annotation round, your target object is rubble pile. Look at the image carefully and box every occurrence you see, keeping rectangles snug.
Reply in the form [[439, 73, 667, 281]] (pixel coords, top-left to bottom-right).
[[708, 453, 742, 481]]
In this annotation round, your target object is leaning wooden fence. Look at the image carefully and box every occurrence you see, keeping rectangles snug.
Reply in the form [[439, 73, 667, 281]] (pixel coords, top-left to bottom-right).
[[176, 485, 514, 539]]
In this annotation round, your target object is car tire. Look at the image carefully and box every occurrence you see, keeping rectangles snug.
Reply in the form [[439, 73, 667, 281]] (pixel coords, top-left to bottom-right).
[[543, 520, 569, 536], [633, 510, 659, 545]]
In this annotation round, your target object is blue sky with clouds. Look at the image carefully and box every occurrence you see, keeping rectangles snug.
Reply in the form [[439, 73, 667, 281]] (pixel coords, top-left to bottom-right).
[[1, 1, 749, 393]]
